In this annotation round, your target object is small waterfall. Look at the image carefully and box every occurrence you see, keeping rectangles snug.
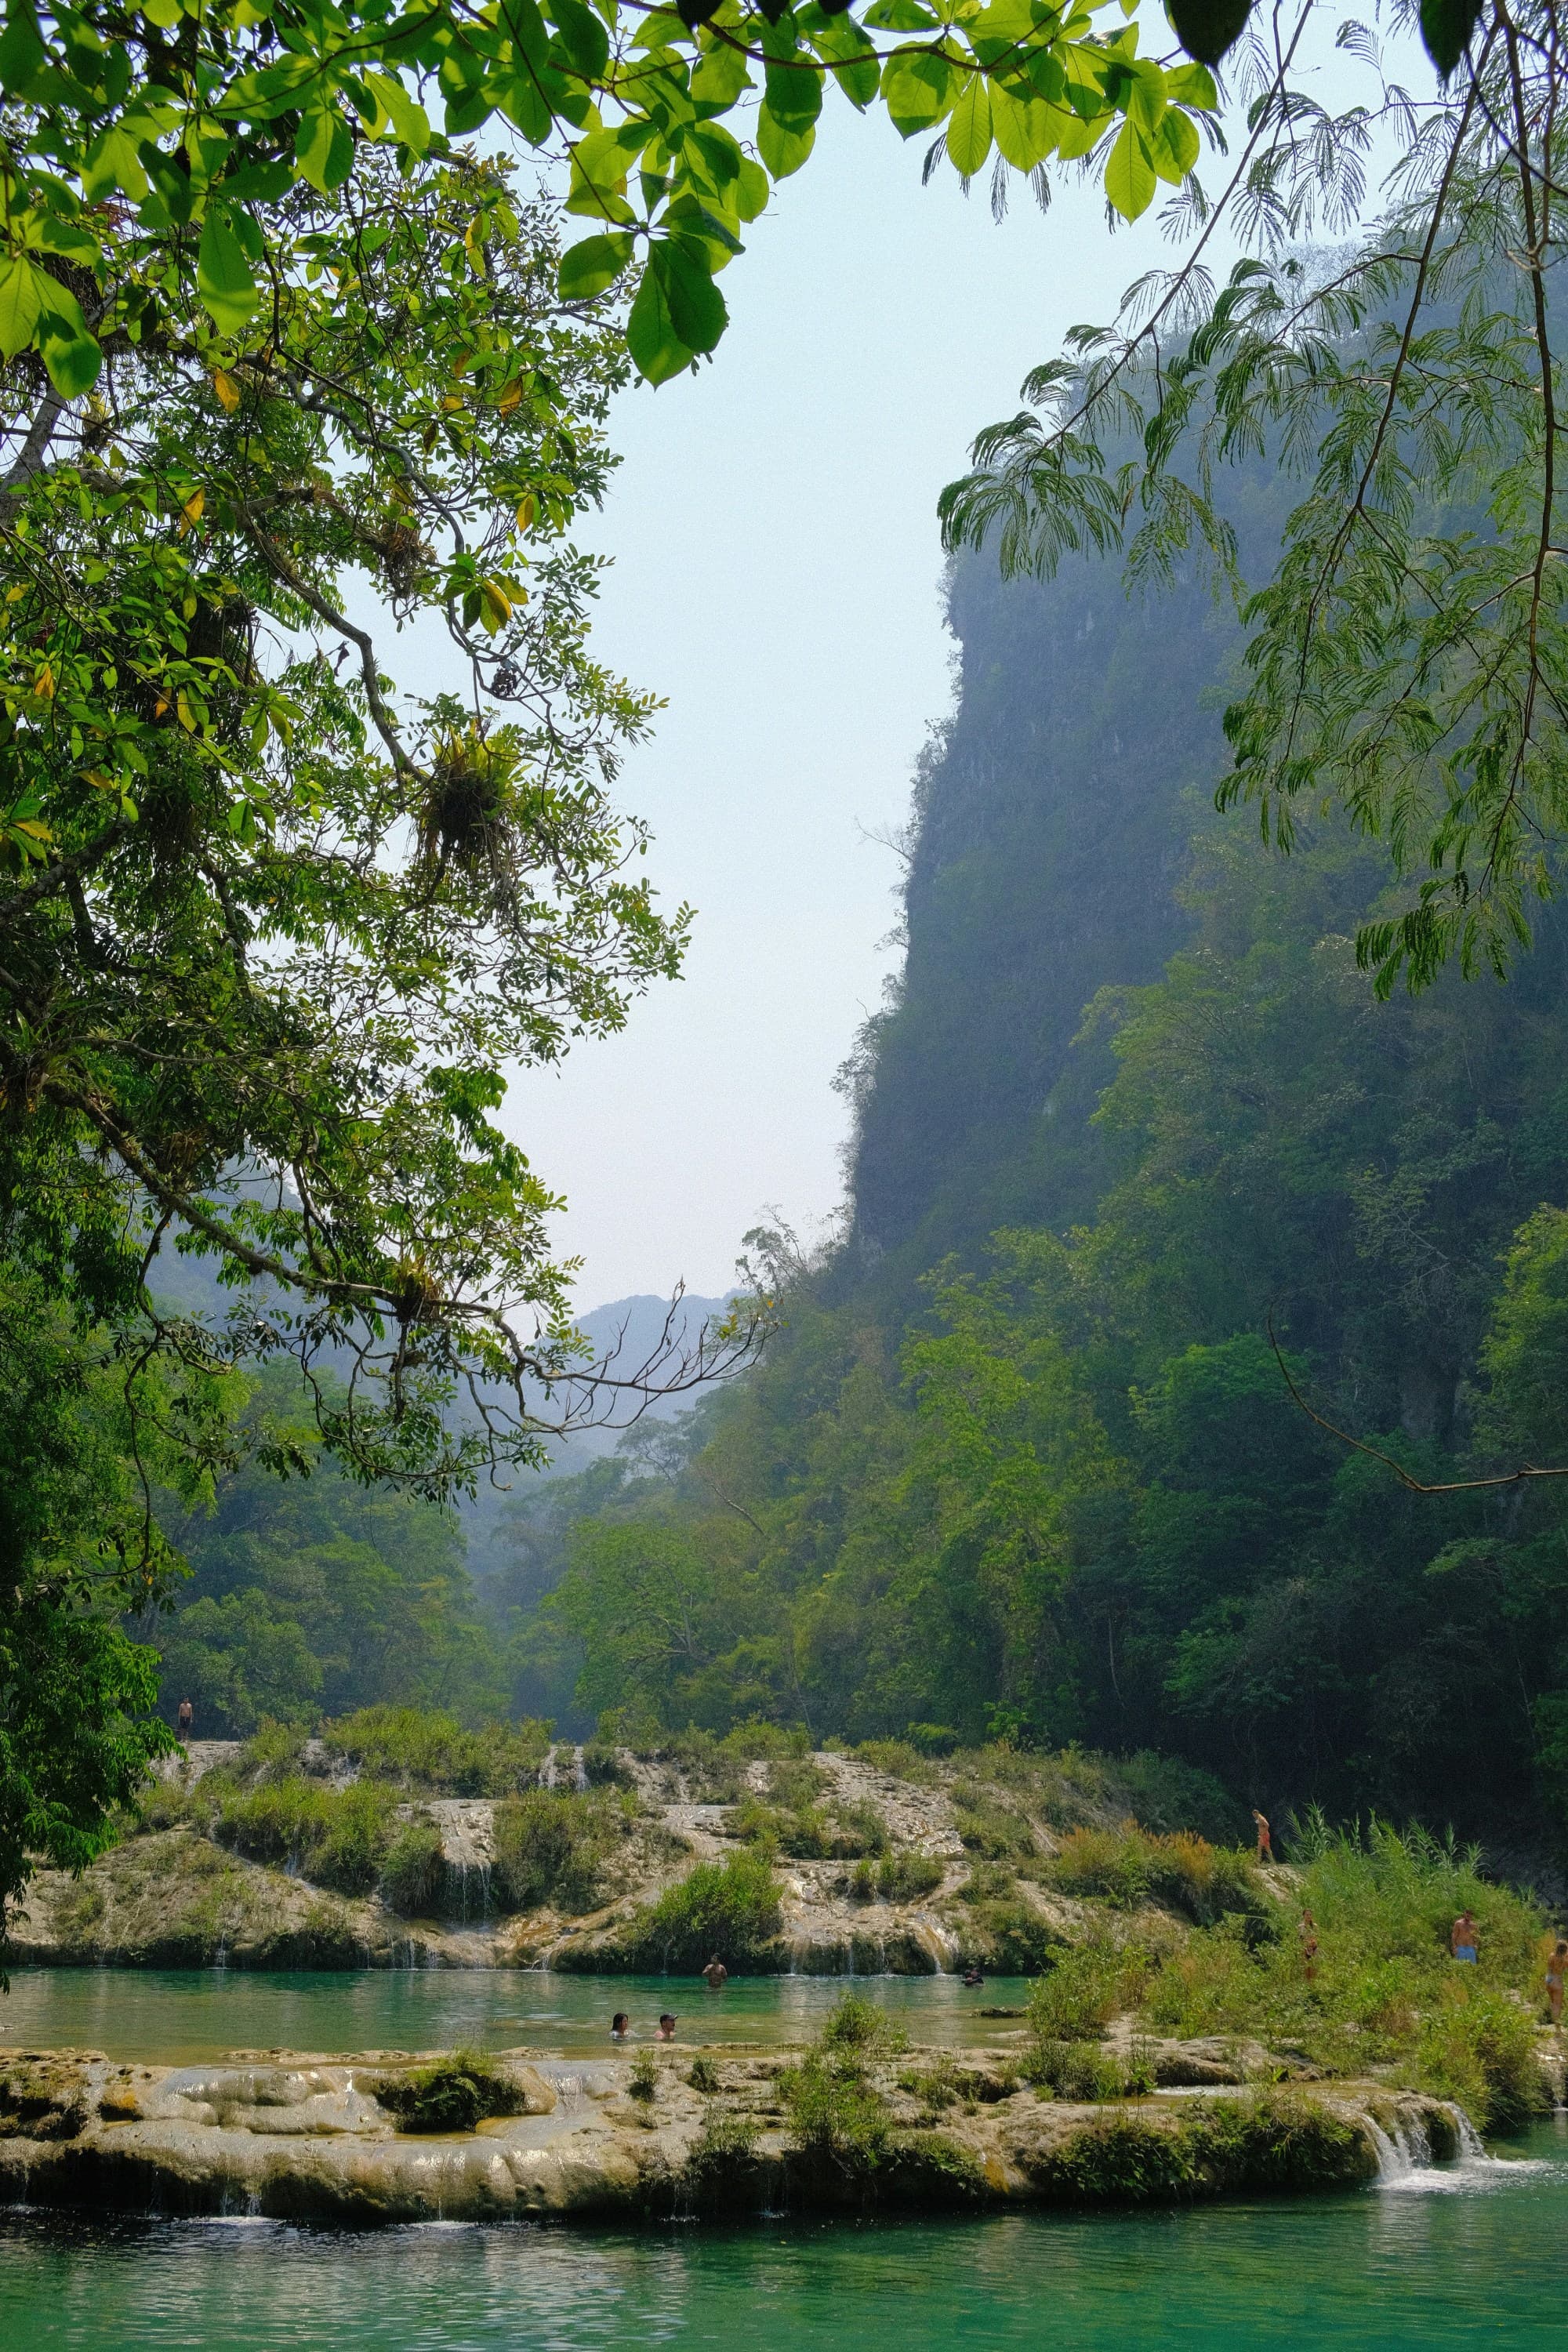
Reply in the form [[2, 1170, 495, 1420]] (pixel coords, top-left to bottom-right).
[[572, 1745, 588, 1793], [1365, 2115, 1421, 2183], [1442, 2102, 1490, 2162]]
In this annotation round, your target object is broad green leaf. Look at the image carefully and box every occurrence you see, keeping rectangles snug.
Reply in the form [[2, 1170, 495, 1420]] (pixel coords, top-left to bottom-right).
[[1123, 57, 1166, 136], [656, 237, 727, 353], [198, 211, 261, 334], [946, 73, 993, 175], [881, 49, 957, 136], [991, 79, 1058, 169], [566, 123, 650, 219], [1149, 106, 1200, 183], [1104, 117, 1155, 218], [764, 53, 824, 130], [557, 229, 636, 298], [0, 253, 43, 360], [1164, 60, 1219, 107], [863, 0, 938, 25], [295, 107, 355, 194], [553, 0, 610, 76], [1052, 101, 1102, 158], [39, 319, 101, 397], [1168, 0, 1254, 66], [626, 260, 693, 383], [734, 157, 771, 220], [0, 2, 45, 97], [82, 125, 150, 204], [1419, 0, 1483, 75], [691, 40, 752, 106], [363, 69, 432, 153], [812, 20, 880, 109], [757, 97, 816, 177]]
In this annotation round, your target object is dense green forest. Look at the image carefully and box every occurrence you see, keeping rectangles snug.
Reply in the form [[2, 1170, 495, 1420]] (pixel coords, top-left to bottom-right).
[[470, 539, 1568, 1853]]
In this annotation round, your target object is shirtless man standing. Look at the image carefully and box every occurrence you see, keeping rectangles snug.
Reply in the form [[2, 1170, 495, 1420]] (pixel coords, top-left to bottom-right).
[[1451, 1909, 1479, 1964], [176, 1698, 194, 1738], [1252, 1809, 1273, 1864], [702, 1955, 728, 1991]]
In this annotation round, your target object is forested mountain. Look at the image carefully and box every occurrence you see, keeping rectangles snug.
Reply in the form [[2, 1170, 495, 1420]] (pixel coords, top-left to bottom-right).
[[495, 536, 1568, 1849]]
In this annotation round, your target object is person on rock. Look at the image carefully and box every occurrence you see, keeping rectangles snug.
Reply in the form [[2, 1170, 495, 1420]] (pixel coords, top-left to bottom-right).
[[177, 1697, 194, 1737], [655, 2014, 677, 2042], [1451, 1910, 1479, 1965], [1251, 1809, 1273, 1864], [1298, 1907, 1319, 1983], [702, 1955, 728, 1991], [1546, 1940, 1567, 2025], [610, 2013, 632, 2041]]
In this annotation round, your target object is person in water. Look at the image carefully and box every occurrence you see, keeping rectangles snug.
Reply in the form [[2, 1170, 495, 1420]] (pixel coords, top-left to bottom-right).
[[655, 2014, 677, 2042], [1547, 1940, 1567, 2025], [1251, 1809, 1273, 1864], [702, 1955, 728, 1991], [962, 1965, 985, 1988], [611, 2013, 632, 2041], [1298, 1906, 1319, 1982], [1451, 1910, 1479, 1964]]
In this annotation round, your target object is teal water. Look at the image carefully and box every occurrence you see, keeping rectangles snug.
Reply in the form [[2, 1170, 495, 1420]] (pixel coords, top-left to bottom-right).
[[0, 1968, 1031, 2062], [3, 2124, 1567, 2349]]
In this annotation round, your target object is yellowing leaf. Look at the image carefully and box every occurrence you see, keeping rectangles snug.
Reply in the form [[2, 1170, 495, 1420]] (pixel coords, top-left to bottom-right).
[[212, 369, 241, 413], [497, 379, 524, 416], [441, 394, 464, 414], [516, 493, 539, 533], [478, 579, 513, 632], [33, 662, 53, 699], [180, 488, 206, 535]]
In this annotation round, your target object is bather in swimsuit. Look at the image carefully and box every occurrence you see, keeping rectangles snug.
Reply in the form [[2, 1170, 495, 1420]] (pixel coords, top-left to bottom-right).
[[1455, 1945, 1478, 1962]]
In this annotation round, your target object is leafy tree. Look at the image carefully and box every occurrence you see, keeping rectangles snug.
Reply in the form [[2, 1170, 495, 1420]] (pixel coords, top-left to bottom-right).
[[945, 2, 1568, 988]]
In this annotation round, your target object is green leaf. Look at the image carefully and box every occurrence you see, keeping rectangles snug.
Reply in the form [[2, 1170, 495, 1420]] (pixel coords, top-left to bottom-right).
[[0, 2, 45, 98], [1419, 0, 1483, 76], [990, 80, 1058, 169], [82, 124, 150, 204], [881, 49, 957, 136], [757, 97, 816, 177], [764, 53, 824, 130], [552, 0, 610, 77], [1149, 106, 1199, 183], [626, 260, 694, 384], [295, 107, 356, 195], [1104, 118, 1156, 218], [1167, 0, 1254, 67], [946, 73, 993, 175], [657, 236, 728, 352], [0, 253, 43, 360], [363, 69, 432, 153], [691, 40, 753, 106], [811, 18, 880, 108], [557, 229, 636, 298], [198, 212, 261, 335], [38, 319, 101, 397], [863, 0, 938, 25], [1164, 60, 1219, 107]]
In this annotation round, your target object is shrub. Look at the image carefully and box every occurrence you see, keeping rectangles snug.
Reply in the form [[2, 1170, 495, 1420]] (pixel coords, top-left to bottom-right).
[[964, 1898, 1063, 1974], [952, 1788, 1036, 1860], [779, 2049, 891, 2176], [621, 1849, 782, 1972], [1022, 2093, 1367, 2204], [629, 2050, 659, 2103], [855, 1740, 937, 1784], [959, 1862, 1016, 1904], [1025, 2111, 1196, 2204], [1026, 2040, 1128, 2101], [379, 1820, 447, 1917], [211, 1773, 394, 1893], [905, 1724, 959, 1757], [1412, 1990, 1551, 2132], [687, 2055, 720, 2094], [873, 1853, 944, 1903], [683, 2106, 761, 2212], [238, 1718, 310, 1780], [322, 1707, 551, 1796], [492, 1789, 615, 1914], [1047, 1822, 1268, 1931], [819, 1991, 908, 2056], [1026, 1940, 1137, 2042], [373, 2049, 523, 2135]]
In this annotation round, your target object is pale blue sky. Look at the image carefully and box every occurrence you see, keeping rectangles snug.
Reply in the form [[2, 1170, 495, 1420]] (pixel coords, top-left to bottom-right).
[[509, 109, 1178, 1306]]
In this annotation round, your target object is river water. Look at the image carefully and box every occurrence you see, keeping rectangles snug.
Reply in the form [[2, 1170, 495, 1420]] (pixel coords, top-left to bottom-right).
[[2, 2120, 1566, 2350], [0, 1967, 1034, 2061]]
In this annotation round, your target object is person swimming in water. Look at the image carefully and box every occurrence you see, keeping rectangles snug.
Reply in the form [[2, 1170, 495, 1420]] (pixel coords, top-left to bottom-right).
[[962, 1965, 985, 1988], [611, 2013, 632, 2040], [1451, 1910, 1479, 1964], [702, 1955, 728, 1991], [655, 2013, 677, 2042]]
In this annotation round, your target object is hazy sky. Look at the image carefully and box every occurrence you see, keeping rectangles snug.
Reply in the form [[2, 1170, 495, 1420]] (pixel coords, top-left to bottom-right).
[[494, 110, 1190, 1311]]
